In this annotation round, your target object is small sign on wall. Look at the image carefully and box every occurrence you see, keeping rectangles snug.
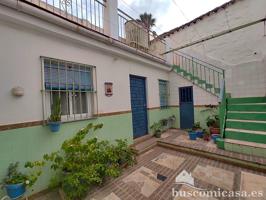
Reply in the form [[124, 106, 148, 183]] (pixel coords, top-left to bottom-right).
[[105, 82, 113, 97]]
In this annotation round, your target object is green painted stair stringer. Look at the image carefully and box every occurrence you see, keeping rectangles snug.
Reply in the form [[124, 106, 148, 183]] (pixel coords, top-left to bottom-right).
[[172, 65, 221, 96]]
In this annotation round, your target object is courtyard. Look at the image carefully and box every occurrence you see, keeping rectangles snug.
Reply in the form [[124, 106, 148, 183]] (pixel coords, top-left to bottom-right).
[[33, 130, 266, 200]]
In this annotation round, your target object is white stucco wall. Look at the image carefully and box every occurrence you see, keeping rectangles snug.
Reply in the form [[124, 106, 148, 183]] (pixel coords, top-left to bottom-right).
[[169, 72, 218, 106], [0, 3, 218, 125], [165, 0, 266, 97], [0, 4, 171, 125]]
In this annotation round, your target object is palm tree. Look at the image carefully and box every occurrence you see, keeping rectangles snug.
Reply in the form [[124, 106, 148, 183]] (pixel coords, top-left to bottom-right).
[[137, 12, 156, 45], [137, 12, 156, 32]]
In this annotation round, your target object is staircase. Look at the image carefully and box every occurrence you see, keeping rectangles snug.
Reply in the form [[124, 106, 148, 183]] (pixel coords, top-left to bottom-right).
[[218, 96, 266, 158], [172, 52, 266, 158], [172, 52, 224, 96]]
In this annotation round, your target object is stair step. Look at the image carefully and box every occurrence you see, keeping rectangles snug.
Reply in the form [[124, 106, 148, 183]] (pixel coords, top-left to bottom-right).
[[228, 104, 266, 112], [225, 139, 266, 149], [205, 83, 213, 89], [193, 76, 200, 80], [187, 73, 193, 79], [228, 96, 266, 104], [224, 138, 266, 158], [214, 88, 220, 94], [226, 119, 266, 131], [183, 71, 191, 76], [198, 80, 206, 84], [227, 112, 266, 121], [225, 128, 266, 144]]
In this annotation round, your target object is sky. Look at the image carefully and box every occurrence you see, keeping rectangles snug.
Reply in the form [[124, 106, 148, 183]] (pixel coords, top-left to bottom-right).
[[118, 0, 231, 34]]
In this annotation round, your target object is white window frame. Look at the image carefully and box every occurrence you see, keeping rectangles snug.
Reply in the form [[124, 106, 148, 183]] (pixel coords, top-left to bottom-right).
[[41, 56, 98, 122]]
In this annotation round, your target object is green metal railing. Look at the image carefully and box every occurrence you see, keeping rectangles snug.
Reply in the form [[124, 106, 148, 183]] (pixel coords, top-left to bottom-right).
[[219, 78, 227, 139], [172, 52, 225, 96]]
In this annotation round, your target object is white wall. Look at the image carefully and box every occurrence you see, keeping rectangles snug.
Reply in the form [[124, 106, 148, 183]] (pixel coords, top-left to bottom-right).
[[169, 72, 218, 106], [0, 4, 219, 125], [0, 5, 170, 125], [166, 0, 266, 97]]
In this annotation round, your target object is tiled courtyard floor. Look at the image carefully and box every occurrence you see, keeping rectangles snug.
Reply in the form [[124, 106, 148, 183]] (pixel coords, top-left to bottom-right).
[[32, 129, 266, 200], [34, 147, 266, 200]]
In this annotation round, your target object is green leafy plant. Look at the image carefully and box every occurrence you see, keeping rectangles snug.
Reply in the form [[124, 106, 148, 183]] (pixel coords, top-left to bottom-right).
[[3, 161, 44, 188], [201, 106, 219, 128], [49, 97, 61, 122], [206, 115, 219, 127], [150, 122, 163, 138], [160, 118, 168, 127], [203, 129, 210, 141], [43, 123, 137, 200], [192, 122, 201, 130]]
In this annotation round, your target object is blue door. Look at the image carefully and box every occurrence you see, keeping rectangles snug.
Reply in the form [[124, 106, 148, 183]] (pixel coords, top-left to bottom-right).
[[130, 75, 148, 138], [179, 86, 194, 129]]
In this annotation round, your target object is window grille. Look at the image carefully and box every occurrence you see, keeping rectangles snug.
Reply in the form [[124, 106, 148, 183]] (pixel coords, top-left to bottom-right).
[[41, 57, 97, 122], [159, 80, 169, 108]]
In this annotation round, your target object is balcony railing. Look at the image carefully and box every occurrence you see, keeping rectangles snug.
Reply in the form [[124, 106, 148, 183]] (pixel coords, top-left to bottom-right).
[[24, 0, 105, 33], [18, 0, 167, 61]]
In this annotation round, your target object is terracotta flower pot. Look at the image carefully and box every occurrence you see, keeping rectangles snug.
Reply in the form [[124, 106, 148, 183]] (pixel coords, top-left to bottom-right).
[[210, 127, 220, 135]]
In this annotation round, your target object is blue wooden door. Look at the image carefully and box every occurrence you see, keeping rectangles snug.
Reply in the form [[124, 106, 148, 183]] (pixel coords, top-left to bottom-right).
[[130, 75, 148, 138], [179, 86, 194, 129]]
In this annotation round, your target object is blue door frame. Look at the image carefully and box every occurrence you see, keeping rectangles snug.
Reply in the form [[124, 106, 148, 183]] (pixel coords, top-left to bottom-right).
[[179, 86, 194, 129], [129, 75, 148, 138]]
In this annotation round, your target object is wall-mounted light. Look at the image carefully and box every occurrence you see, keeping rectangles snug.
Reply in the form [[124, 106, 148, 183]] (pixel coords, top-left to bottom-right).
[[11, 86, 24, 97]]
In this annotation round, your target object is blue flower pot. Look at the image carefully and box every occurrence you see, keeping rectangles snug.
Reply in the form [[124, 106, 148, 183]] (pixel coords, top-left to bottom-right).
[[196, 130, 204, 138], [188, 131, 197, 140], [212, 134, 220, 143], [5, 183, 25, 200], [48, 121, 61, 132]]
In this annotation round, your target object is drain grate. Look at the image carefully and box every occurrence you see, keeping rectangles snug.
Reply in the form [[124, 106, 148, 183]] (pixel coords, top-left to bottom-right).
[[157, 174, 167, 181]]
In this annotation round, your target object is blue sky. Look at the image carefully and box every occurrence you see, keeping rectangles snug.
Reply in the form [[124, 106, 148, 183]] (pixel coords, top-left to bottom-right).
[[118, 0, 231, 34]]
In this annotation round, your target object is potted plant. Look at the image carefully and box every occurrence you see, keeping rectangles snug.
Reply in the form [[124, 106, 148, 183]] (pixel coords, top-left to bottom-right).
[[187, 129, 197, 140], [203, 129, 210, 141], [168, 115, 176, 128], [193, 122, 203, 138], [150, 122, 162, 138], [206, 115, 220, 135], [48, 97, 62, 132], [211, 134, 221, 143], [3, 161, 44, 199], [160, 118, 168, 130]]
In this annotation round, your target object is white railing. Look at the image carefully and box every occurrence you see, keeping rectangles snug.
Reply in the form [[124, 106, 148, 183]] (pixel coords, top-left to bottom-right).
[[19, 0, 167, 61], [24, 0, 105, 33]]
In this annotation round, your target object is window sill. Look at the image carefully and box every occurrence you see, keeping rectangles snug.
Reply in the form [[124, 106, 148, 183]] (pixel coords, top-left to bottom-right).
[[49, 116, 98, 124], [44, 116, 98, 125]]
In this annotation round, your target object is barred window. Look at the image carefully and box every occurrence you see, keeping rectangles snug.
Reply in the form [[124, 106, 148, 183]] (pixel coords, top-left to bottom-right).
[[41, 57, 97, 121], [159, 80, 169, 108]]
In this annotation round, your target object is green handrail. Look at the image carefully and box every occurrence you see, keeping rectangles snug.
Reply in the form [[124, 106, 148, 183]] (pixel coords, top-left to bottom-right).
[[173, 53, 225, 96], [219, 74, 226, 138]]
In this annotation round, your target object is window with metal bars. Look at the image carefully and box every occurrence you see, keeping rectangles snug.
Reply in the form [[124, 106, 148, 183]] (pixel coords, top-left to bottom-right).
[[159, 80, 169, 109], [41, 57, 96, 121]]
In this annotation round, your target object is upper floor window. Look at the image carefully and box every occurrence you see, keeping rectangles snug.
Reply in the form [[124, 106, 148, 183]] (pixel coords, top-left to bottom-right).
[[42, 57, 96, 121], [159, 79, 169, 108]]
